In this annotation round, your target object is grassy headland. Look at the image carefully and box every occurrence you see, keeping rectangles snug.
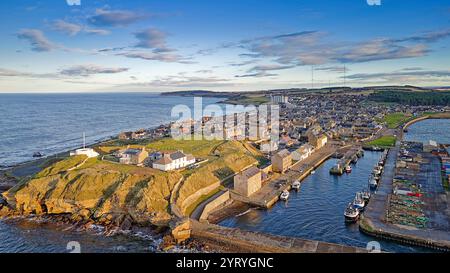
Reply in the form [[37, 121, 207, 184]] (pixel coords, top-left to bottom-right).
[[367, 135, 397, 148], [1, 138, 264, 228]]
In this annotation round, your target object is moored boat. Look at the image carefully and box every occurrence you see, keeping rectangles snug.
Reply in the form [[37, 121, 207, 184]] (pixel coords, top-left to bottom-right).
[[352, 193, 366, 210], [344, 203, 360, 222], [369, 176, 378, 189], [373, 166, 382, 176], [280, 190, 290, 201], [345, 165, 352, 173], [330, 164, 343, 175], [292, 180, 301, 190], [361, 190, 371, 202]]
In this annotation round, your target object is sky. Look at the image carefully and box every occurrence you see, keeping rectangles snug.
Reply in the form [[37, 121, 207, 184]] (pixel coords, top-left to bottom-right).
[[0, 0, 449, 92]]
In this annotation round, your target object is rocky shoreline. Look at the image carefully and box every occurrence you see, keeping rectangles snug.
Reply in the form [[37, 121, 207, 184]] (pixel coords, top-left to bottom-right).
[[0, 165, 234, 253], [0, 205, 232, 253]]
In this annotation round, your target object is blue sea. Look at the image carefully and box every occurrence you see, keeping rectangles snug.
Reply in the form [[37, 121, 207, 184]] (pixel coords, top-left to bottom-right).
[[0, 94, 449, 253], [0, 93, 222, 166]]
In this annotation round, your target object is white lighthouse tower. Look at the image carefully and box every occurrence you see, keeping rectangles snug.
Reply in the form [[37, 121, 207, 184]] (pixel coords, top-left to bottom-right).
[[70, 132, 99, 158]]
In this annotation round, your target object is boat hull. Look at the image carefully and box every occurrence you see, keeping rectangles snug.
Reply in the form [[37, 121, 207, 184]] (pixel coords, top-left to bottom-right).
[[344, 214, 359, 222]]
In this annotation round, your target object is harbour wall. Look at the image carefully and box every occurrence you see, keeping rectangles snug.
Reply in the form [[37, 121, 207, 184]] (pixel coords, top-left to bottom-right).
[[359, 217, 450, 252], [199, 190, 230, 223], [180, 182, 221, 216], [190, 220, 368, 253]]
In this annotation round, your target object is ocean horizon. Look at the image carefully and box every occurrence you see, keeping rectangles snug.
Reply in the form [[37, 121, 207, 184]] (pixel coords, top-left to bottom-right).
[[0, 93, 222, 166]]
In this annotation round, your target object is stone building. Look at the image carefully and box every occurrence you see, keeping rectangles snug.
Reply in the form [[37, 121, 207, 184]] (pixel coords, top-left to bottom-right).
[[234, 166, 262, 197], [271, 149, 292, 173]]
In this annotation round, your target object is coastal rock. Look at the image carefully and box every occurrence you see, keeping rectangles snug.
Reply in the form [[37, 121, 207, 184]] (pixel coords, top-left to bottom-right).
[[0, 206, 13, 218], [170, 218, 192, 244], [3, 157, 182, 227], [160, 234, 176, 251]]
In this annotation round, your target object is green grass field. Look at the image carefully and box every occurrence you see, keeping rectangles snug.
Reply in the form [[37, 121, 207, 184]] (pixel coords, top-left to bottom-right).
[[223, 95, 270, 105], [99, 138, 225, 159], [381, 112, 413, 129], [367, 135, 397, 147], [146, 138, 224, 158]]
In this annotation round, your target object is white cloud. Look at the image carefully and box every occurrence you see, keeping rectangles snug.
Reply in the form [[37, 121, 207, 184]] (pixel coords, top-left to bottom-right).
[[17, 29, 57, 52]]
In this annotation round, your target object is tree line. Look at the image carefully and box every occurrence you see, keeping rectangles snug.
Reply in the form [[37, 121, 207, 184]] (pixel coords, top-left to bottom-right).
[[369, 91, 450, 106]]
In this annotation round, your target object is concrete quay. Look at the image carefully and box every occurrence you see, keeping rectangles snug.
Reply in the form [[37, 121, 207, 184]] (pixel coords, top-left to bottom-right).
[[235, 145, 337, 208], [190, 220, 368, 253], [330, 147, 364, 175], [360, 141, 450, 251]]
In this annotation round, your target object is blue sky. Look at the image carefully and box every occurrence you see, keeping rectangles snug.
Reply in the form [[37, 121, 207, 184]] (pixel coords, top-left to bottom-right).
[[0, 0, 449, 92]]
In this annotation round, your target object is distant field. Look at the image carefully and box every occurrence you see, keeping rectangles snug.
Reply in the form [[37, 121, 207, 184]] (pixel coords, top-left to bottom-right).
[[381, 112, 412, 129], [367, 135, 397, 147], [221, 95, 270, 105]]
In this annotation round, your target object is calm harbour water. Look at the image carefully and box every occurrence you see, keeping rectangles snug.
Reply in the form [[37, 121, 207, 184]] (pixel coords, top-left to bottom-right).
[[0, 95, 448, 253], [404, 118, 450, 144]]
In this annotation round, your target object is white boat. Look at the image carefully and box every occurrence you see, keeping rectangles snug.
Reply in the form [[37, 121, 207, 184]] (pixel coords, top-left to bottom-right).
[[311, 170, 316, 175], [344, 203, 360, 222], [369, 177, 378, 189], [352, 193, 366, 210], [280, 190, 290, 201], [345, 165, 352, 173], [291, 180, 301, 190], [373, 166, 382, 176], [361, 190, 371, 201]]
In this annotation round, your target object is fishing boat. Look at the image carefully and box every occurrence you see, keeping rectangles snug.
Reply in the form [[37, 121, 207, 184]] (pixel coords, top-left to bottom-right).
[[372, 166, 382, 176], [280, 190, 290, 201], [352, 193, 366, 210], [345, 165, 352, 173], [372, 146, 383, 151], [330, 164, 343, 175], [361, 190, 371, 202], [291, 180, 301, 190], [369, 176, 378, 189], [344, 203, 360, 222], [357, 150, 364, 158]]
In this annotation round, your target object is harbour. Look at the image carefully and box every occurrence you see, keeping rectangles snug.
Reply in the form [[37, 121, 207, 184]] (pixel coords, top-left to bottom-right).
[[219, 149, 431, 252], [217, 118, 450, 252]]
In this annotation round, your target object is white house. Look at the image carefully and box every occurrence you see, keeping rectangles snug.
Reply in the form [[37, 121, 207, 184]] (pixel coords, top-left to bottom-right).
[[152, 150, 196, 171], [291, 144, 314, 161], [70, 148, 99, 158]]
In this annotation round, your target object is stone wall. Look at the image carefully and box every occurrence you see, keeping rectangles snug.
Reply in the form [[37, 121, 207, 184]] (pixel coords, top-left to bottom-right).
[[199, 190, 230, 223], [180, 181, 221, 215]]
